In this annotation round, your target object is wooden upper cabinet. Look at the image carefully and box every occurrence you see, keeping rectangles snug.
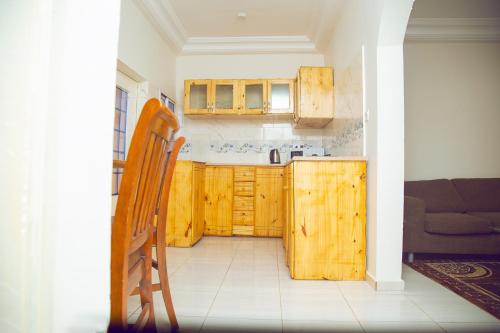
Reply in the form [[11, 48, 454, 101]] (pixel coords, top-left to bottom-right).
[[240, 80, 267, 115], [295, 67, 334, 128], [267, 79, 294, 115], [184, 78, 297, 118], [212, 80, 240, 114], [184, 80, 212, 115]]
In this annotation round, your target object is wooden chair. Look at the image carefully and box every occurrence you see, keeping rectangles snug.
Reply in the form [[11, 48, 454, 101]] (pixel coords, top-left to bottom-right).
[[110, 98, 184, 332]]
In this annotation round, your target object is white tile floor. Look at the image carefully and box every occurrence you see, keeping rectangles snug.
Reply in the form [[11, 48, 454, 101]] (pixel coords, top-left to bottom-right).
[[128, 237, 500, 332]]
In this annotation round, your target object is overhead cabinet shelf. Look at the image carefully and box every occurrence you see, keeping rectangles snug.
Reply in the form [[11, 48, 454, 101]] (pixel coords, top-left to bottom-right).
[[184, 79, 295, 116], [183, 67, 334, 128]]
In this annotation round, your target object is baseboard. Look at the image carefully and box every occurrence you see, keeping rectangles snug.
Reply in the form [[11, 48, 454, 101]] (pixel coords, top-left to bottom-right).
[[366, 272, 405, 291]]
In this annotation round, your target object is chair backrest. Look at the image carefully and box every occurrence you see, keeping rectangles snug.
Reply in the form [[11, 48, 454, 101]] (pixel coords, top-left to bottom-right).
[[110, 98, 184, 331]]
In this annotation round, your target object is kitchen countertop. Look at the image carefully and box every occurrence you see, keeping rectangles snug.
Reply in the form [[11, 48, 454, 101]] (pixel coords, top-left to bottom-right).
[[290, 156, 367, 162], [205, 163, 285, 167], [180, 156, 367, 167]]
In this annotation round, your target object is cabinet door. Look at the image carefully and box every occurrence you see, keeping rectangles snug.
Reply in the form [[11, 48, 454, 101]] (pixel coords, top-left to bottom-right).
[[254, 168, 284, 237], [295, 67, 334, 127], [184, 80, 212, 115], [192, 163, 205, 244], [240, 80, 266, 115], [283, 163, 295, 273], [267, 79, 294, 114], [212, 80, 239, 114], [204, 166, 233, 235], [166, 161, 193, 247], [292, 161, 366, 280]]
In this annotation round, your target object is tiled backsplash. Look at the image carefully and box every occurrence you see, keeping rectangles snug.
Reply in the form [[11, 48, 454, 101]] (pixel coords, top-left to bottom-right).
[[180, 137, 324, 164], [177, 117, 325, 164]]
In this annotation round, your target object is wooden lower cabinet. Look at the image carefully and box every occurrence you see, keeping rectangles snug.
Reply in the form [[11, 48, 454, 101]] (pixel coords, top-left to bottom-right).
[[165, 161, 205, 247], [285, 160, 366, 280], [254, 167, 284, 237], [204, 166, 234, 236]]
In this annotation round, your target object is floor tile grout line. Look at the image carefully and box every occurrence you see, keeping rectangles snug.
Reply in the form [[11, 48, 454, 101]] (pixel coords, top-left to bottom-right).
[[275, 239, 285, 333], [403, 293, 448, 332], [165, 249, 193, 279], [402, 265, 457, 331], [337, 282, 367, 333], [199, 238, 240, 332]]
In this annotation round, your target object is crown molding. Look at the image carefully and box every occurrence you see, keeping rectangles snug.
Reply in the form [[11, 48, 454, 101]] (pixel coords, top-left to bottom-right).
[[406, 18, 500, 41], [135, 0, 187, 52], [181, 36, 318, 55]]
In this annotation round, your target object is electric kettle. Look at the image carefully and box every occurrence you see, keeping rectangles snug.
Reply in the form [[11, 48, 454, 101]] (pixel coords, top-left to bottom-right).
[[269, 149, 281, 164]]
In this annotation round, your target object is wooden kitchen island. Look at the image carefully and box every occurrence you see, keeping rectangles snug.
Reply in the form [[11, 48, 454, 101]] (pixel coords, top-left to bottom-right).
[[163, 157, 366, 280], [283, 157, 366, 280]]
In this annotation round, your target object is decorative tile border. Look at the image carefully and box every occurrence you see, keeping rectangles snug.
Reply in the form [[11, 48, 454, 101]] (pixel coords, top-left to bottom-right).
[[180, 139, 321, 155], [330, 119, 363, 147], [179, 141, 192, 153], [208, 141, 316, 154]]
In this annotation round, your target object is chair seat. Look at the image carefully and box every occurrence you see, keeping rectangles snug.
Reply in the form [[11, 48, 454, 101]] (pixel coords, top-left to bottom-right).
[[425, 213, 493, 235]]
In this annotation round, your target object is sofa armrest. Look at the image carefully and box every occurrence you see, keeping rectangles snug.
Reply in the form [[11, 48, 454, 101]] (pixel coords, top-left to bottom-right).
[[404, 195, 426, 226]]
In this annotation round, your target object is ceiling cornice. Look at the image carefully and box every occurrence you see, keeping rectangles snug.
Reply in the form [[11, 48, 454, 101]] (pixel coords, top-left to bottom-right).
[[405, 18, 500, 41], [181, 36, 318, 55], [135, 0, 187, 52]]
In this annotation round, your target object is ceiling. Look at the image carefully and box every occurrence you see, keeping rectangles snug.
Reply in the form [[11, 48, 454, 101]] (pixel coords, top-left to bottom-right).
[[169, 0, 343, 38], [138, 0, 346, 54]]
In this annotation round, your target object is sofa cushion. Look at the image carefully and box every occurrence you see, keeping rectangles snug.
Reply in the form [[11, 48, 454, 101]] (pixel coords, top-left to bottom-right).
[[405, 179, 466, 213], [425, 213, 492, 235], [468, 212, 500, 229], [452, 178, 500, 212]]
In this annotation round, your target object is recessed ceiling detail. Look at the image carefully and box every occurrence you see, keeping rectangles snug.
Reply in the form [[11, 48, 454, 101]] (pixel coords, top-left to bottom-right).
[[135, 0, 345, 54]]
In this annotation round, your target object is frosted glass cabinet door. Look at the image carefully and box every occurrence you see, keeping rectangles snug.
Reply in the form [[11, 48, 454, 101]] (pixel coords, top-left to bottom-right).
[[241, 80, 266, 115], [184, 80, 211, 114], [213, 80, 239, 114], [267, 79, 294, 114]]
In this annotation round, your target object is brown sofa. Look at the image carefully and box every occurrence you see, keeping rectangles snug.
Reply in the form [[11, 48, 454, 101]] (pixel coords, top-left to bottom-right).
[[403, 178, 500, 260]]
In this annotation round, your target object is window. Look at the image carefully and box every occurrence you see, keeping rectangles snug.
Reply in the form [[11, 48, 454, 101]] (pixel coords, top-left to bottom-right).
[[160, 92, 175, 113], [112, 86, 128, 195]]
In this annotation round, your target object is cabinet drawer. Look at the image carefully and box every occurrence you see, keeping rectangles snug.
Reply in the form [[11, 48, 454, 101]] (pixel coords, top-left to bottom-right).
[[234, 196, 254, 211], [234, 167, 255, 182], [234, 181, 254, 196], [233, 210, 254, 225], [233, 225, 254, 236]]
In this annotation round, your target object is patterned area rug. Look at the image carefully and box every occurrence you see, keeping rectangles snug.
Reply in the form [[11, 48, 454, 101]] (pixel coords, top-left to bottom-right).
[[407, 257, 500, 319]]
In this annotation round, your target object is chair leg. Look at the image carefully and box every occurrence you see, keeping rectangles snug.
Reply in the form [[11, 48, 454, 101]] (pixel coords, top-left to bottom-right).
[[156, 229, 179, 330], [138, 231, 156, 332]]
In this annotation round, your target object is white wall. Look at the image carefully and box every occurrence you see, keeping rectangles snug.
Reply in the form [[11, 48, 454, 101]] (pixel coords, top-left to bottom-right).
[[118, 0, 177, 100], [0, 0, 121, 332], [404, 42, 500, 180], [176, 54, 327, 164], [324, 0, 414, 290]]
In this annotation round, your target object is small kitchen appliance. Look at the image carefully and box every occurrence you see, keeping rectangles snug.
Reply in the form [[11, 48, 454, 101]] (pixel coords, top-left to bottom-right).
[[290, 150, 303, 159], [269, 149, 281, 164]]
